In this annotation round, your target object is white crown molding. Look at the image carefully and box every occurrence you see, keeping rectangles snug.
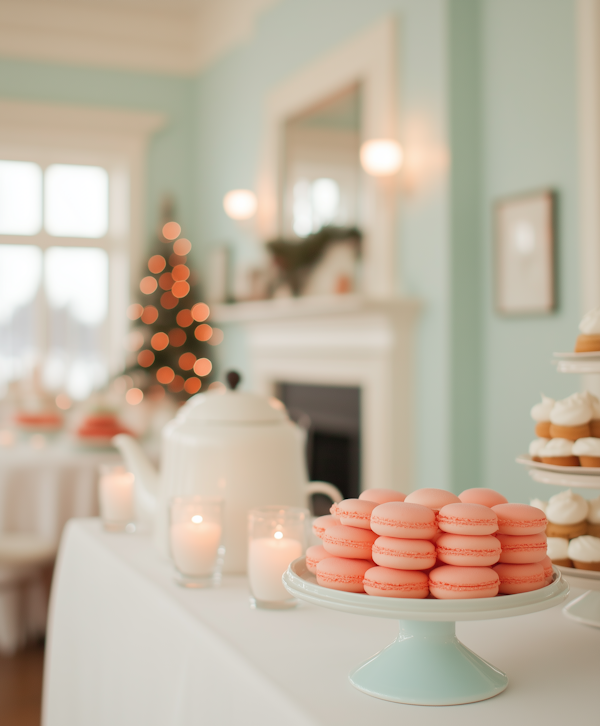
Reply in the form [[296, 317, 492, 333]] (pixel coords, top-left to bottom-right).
[[0, 0, 277, 76]]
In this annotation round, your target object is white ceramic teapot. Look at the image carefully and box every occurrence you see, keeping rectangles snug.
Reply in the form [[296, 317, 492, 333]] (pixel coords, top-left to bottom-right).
[[113, 373, 342, 574]]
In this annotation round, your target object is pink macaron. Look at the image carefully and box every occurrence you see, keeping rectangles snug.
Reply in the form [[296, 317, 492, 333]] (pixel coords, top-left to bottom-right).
[[493, 562, 546, 594], [306, 545, 331, 574], [317, 557, 374, 593], [370, 502, 437, 540], [496, 533, 547, 564], [312, 515, 341, 539], [372, 537, 436, 571], [540, 555, 554, 585], [329, 502, 342, 517], [359, 488, 406, 505], [363, 566, 429, 598], [436, 533, 501, 567], [437, 503, 499, 536], [429, 565, 500, 599], [337, 499, 378, 530], [458, 488, 508, 507], [492, 504, 547, 535], [322, 524, 378, 560], [404, 488, 461, 513]]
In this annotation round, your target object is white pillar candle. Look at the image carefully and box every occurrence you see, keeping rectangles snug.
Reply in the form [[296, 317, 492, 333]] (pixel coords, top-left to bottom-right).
[[171, 518, 222, 576], [248, 535, 303, 602], [99, 472, 134, 523]]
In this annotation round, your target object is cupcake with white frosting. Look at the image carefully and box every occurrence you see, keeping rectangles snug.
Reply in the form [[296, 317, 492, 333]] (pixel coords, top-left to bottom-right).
[[587, 495, 600, 538], [549, 393, 592, 440], [586, 392, 600, 437], [545, 490, 588, 538], [575, 307, 600, 353], [530, 395, 554, 438], [540, 438, 579, 467], [529, 438, 550, 462], [546, 536, 572, 567], [572, 437, 600, 467], [567, 535, 600, 571]]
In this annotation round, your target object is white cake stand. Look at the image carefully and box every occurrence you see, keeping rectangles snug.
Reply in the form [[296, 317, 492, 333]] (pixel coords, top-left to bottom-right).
[[283, 557, 569, 706]]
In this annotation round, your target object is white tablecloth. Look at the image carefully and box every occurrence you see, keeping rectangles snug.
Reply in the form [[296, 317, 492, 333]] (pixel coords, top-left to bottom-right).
[[43, 519, 599, 726]]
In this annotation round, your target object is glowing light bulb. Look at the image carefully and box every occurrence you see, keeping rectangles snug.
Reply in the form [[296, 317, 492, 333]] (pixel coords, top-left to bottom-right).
[[274, 531, 283, 540], [360, 139, 403, 176], [191, 515, 203, 524], [223, 190, 257, 220]]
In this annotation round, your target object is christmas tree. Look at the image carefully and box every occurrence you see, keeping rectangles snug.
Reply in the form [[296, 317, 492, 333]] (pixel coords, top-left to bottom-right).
[[123, 202, 221, 402]]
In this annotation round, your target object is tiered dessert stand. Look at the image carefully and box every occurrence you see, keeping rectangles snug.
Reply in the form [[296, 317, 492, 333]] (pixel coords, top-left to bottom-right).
[[516, 350, 600, 628], [283, 557, 568, 706]]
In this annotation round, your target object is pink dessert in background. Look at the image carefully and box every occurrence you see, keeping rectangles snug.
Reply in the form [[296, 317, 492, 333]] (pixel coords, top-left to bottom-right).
[[437, 503, 499, 536], [404, 488, 461, 513], [337, 499, 378, 530], [372, 537, 436, 571], [492, 503, 547, 535], [493, 562, 546, 594], [429, 565, 500, 599], [316, 557, 374, 593], [312, 515, 341, 539], [458, 488, 508, 507], [363, 566, 429, 598], [321, 525, 378, 560], [436, 533, 502, 567], [370, 502, 437, 540], [306, 545, 331, 574], [359, 488, 406, 505], [496, 533, 547, 564]]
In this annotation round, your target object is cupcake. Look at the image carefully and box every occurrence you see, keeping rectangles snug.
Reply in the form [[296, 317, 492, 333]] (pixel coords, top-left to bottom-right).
[[549, 393, 592, 440], [545, 490, 588, 538], [575, 307, 600, 352], [587, 495, 600, 538], [567, 535, 600, 571], [546, 537, 571, 567], [530, 395, 554, 438], [529, 438, 550, 462], [587, 392, 600, 437], [572, 437, 600, 467], [539, 438, 579, 467]]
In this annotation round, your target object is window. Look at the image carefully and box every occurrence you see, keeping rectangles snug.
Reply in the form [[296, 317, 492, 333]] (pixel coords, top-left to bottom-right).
[[0, 160, 116, 400]]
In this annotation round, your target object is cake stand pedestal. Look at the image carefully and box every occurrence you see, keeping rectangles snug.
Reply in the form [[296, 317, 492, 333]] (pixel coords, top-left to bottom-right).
[[283, 558, 569, 706]]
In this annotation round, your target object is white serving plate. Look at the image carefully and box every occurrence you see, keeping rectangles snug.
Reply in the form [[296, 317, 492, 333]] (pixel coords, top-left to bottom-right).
[[516, 455, 600, 488], [552, 351, 600, 373], [283, 557, 569, 706]]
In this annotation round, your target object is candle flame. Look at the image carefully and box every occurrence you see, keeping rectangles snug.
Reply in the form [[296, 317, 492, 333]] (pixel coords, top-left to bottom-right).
[[274, 531, 283, 540], [191, 515, 203, 524]]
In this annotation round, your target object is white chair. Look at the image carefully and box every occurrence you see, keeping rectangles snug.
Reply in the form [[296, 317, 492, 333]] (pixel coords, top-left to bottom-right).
[[0, 534, 56, 655]]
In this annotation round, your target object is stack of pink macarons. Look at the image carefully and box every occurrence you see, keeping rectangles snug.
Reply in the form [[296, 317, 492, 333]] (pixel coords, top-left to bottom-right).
[[307, 486, 552, 599]]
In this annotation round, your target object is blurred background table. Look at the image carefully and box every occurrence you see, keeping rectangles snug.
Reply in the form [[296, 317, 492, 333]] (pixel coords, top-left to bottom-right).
[[43, 519, 599, 726]]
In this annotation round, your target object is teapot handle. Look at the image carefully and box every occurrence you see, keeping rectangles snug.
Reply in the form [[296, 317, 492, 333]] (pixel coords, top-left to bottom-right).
[[305, 481, 344, 506]]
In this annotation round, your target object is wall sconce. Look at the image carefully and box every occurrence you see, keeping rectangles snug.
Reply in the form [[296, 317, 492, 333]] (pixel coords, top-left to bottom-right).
[[223, 190, 257, 220], [359, 139, 403, 177]]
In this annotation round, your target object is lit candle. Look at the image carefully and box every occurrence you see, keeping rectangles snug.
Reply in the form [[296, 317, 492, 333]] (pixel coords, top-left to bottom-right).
[[248, 532, 303, 602], [99, 471, 134, 523], [170, 516, 222, 576]]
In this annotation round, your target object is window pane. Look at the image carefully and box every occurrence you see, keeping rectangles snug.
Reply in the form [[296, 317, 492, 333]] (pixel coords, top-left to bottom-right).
[[45, 164, 109, 238], [0, 245, 42, 388], [44, 247, 109, 399], [0, 161, 43, 235]]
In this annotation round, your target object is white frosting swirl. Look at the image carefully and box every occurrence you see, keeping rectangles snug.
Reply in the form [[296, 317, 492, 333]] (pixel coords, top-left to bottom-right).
[[549, 393, 592, 426], [546, 489, 589, 525], [567, 535, 600, 563], [546, 537, 569, 560], [579, 307, 600, 335], [529, 439, 549, 458], [540, 438, 574, 458], [572, 437, 600, 457], [529, 498, 548, 513], [587, 495, 600, 524], [530, 395, 555, 422]]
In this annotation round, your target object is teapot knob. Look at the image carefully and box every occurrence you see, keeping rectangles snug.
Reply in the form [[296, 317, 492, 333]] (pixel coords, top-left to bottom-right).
[[226, 370, 242, 390]]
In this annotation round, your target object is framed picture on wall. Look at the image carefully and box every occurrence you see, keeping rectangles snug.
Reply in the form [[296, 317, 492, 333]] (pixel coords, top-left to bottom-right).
[[495, 190, 555, 314]]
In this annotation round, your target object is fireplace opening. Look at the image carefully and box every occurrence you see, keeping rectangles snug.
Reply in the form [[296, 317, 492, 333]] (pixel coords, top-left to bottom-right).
[[277, 382, 360, 515]]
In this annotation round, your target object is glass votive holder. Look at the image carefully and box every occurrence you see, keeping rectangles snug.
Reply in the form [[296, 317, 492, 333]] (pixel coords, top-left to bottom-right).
[[247, 506, 308, 610], [98, 465, 136, 533], [170, 496, 224, 588]]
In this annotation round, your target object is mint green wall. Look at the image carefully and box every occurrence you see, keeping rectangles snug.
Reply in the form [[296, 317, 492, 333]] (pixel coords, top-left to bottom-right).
[[0, 58, 196, 276], [481, 0, 582, 502]]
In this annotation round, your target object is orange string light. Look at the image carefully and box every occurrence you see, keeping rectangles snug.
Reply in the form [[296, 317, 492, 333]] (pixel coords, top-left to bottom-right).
[[151, 332, 169, 351], [159, 272, 173, 291], [184, 377, 201, 394], [169, 328, 186, 347], [126, 388, 144, 405], [179, 352, 196, 371], [193, 358, 212, 377], [127, 303, 143, 320], [138, 350, 155, 367], [162, 222, 181, 240], [168, 375, 185, 393], [172, 281, 190, 298], [156, 366, 175, 384], [141, 306, 158, 324], [161, 292, 178, 309], [176, 309, 193, 327], [140, 276, 158, 294], [172, 264, 190, 282], [195, 324, 212, 342], [173, 238, 192, 255], [192, 303, 210, 322], [148, 255, 166, 274]]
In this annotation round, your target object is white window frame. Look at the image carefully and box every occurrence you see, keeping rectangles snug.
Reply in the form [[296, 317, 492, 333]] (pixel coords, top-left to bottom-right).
[[0, 99, 164, 380]]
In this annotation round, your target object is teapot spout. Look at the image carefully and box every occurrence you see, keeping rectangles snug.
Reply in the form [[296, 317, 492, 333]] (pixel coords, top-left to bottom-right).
[[112, 434, 159, 521]]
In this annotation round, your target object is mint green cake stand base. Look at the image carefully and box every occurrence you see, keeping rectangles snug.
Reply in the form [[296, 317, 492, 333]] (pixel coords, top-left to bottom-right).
[[283, 558, 569, 706]]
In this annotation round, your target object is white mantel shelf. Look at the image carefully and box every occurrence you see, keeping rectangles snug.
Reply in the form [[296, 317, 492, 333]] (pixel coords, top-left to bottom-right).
[[210, 294, 420, 324]]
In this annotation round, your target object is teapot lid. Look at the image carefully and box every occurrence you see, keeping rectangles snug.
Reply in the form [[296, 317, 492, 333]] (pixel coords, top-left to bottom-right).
[[180, 371, 288, 424]]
